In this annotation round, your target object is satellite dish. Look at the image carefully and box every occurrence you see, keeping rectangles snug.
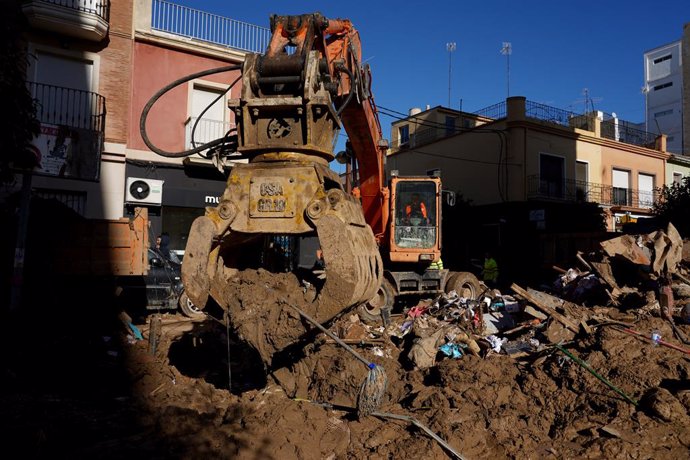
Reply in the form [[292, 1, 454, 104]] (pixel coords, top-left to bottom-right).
[[129, 180, 151, 200]]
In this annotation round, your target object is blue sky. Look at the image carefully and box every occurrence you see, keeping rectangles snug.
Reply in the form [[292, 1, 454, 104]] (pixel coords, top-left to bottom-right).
[[174, 0, 688, 167]]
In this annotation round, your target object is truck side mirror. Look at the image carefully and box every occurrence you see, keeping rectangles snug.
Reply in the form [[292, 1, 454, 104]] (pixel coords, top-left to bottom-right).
[[150, 257, 164, 268], [442, 190, 456, 206]]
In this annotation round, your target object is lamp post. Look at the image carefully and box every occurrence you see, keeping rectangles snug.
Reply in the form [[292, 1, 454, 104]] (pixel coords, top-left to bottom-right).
[[446, 42, 456, 108], [501, 42, 512, 99]]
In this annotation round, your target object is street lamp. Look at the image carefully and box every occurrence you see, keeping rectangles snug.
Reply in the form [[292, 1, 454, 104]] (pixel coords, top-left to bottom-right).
[[501, 42, 512, 99], [446, 42, 456, 108]]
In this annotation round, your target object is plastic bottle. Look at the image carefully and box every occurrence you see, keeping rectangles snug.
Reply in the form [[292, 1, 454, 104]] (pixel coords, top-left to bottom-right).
[[651, 330, 662, 346]]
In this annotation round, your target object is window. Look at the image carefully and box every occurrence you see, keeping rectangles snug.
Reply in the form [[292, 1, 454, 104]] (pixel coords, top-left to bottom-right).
[[654, 109, 673, 118], [398, 124, 410, 145], [653, 55, 672, 64], [638, 173, 655, 208], [445, 116, 456, 136], [612, 169, 630, 206], [673, 172, 683, 185], [187, 84, 230, 149], [653, 82, 673, 91], [393, 181, 437, 249], [576, 161, 589, 201]]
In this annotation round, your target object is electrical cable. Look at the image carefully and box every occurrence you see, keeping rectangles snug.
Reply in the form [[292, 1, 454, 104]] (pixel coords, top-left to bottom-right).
[[139, 64, 241, 158]]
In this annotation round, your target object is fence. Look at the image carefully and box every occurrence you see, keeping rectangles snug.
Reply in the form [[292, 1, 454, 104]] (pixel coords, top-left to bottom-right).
[[151, 0, 270, 53]]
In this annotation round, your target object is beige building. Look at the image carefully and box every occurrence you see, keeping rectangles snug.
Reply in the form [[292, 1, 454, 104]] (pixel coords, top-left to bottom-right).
[[387, 97, 670, 231]]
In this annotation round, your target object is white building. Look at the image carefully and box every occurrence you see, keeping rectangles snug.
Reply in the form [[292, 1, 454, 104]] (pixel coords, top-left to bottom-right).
[[644, 40, 683, 154]]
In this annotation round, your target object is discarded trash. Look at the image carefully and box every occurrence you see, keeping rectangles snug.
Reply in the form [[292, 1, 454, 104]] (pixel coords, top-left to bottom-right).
[[439, 343, 465, 359], [651, 330, 662, 346], [485, 335, 506, 353]]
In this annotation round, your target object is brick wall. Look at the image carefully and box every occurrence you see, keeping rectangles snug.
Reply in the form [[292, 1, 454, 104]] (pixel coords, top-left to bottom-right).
[[99, 0, 134, 144]]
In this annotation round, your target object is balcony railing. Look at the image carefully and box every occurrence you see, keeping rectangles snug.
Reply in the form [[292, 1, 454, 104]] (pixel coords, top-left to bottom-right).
[[22, 0, 110, 40], [34, 0, 109, 20], [527, 175, 658, 209], [30, 81, 106, 132], [151, 0, 270, 53], [185, 117, 235, 149]]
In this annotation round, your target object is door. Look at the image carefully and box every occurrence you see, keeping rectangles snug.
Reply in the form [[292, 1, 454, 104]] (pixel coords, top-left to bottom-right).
[[576, 161, 589, 201], [540, 154, 565, 198], [189, 85, 228, 148]]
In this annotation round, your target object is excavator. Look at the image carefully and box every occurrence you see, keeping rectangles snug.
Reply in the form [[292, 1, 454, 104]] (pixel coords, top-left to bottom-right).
[[142, 13, 480, 336]]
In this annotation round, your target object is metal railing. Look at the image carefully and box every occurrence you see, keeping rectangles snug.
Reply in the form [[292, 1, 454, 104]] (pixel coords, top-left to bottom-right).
[[525, 100, 589, 129], [29, 81, 106, 133], [32, 0, 109, 21], [185, 117, 235, 149], [600, 120, 658, 148], [527, 175, 658, 209], [473, 101, 506, 120], [151, 0, 270, 53]]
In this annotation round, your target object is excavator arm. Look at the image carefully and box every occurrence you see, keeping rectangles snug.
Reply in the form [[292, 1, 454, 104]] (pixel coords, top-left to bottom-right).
[[180, 13, 388, 321]]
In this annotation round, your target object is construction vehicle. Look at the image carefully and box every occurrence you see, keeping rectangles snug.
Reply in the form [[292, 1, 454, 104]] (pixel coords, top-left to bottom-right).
[[142, 12, 480, 328]]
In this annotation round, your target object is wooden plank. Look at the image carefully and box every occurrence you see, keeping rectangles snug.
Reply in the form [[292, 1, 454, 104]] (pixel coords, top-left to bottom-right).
[[511, 283, 580, 333]]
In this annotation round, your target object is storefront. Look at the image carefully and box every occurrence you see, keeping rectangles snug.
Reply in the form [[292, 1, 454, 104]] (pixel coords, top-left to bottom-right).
[[125, 162, 228, 254]]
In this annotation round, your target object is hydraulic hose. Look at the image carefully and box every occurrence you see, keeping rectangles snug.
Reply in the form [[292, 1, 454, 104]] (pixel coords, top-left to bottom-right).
[[139, 64, 241, 158]]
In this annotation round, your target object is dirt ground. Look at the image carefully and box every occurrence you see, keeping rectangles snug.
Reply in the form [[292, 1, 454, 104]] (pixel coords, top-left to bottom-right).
[[2, 270, 690, 459]]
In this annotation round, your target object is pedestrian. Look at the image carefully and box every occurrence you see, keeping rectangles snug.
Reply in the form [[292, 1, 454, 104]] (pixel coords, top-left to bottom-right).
[[482, 251, 499, 287], [157, 232, 170, 260], [429, 257, 444, 270]]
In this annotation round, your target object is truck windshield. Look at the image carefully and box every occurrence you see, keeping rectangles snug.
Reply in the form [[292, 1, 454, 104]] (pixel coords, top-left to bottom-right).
[[393, 181, 436, 249]]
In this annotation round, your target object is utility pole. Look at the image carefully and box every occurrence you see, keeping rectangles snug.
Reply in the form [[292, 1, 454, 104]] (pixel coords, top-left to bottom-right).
[[501, 42, 512, 98], [446, 42, 456, 108]]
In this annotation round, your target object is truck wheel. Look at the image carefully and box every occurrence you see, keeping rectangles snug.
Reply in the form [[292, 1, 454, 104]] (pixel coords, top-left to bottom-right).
[[359, 278, 395, 324], [179, 292, 205, 319], [445, 272, 480, 299]]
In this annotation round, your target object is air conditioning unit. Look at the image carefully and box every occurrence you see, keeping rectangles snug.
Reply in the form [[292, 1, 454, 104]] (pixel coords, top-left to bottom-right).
[[125, 177, 164, 205]]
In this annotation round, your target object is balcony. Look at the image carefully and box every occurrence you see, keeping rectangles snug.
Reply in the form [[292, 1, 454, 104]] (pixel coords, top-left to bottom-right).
[[151, 0, 269, 53], [185, 117, 235, 150], [22, 0, 109, 41], [527, 175, 658, 209], [29, 81, 106, 180]]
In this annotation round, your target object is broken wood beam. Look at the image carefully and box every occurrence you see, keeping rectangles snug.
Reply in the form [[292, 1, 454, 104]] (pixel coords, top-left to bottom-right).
[[510, 283, 580, 334]]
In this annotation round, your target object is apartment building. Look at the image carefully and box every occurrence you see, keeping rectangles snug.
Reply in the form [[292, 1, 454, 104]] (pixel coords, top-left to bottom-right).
[[16, 0, 270, 255], [127, 0, 268, 252], [387, 97, 670, 232], [644, 40, 683, 155], [20, 0, 132, 219]]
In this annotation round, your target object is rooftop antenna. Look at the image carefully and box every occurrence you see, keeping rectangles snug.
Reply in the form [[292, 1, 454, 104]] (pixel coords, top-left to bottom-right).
[[573, 88, 602, 114], [446, 42, 457, 108], [500, 42, 512, 98]]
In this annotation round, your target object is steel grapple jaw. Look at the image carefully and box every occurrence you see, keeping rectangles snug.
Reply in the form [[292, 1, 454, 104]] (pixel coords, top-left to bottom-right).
[[181, 160, 382, 321]]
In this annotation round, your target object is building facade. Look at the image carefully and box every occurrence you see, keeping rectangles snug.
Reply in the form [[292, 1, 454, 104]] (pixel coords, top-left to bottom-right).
[[387, 97, 669, 232], [15, 0, 270, 256], [644, 40, 683, 155]]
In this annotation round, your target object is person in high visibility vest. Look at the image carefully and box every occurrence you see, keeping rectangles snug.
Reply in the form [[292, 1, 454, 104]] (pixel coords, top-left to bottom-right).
[[429, 258, 444, 270], [405, 193, 428, 225], [482, 251, 499, 286]]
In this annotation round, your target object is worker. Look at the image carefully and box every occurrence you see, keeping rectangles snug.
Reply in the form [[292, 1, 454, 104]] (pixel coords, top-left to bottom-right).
[[405, 193, 428, 224], [482, 251, 499, 287], [429, 257, 444, 270]]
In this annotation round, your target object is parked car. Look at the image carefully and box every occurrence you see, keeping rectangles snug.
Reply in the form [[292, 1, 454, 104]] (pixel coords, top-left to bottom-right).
[[115, 248, 204, 318]]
